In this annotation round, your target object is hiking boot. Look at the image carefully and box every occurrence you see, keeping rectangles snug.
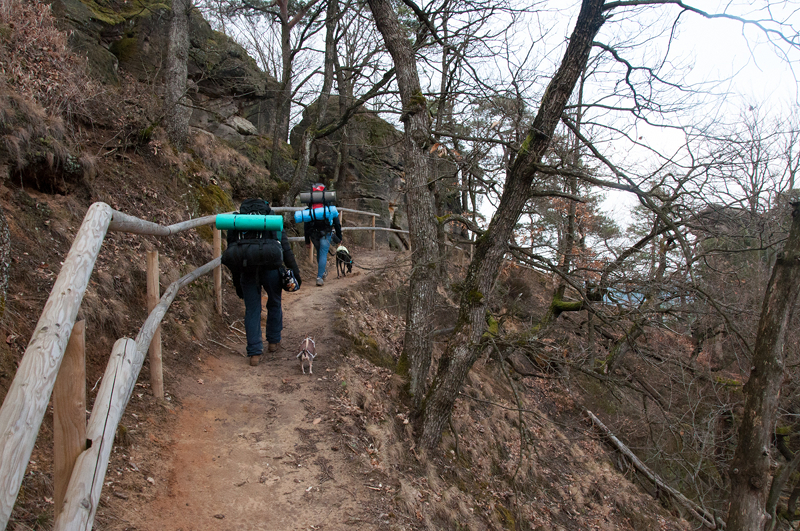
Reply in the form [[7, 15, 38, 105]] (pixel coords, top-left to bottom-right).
[[316, 277, 324, 286], [249, 355, 261, 366], [268, 342, 281, 353]]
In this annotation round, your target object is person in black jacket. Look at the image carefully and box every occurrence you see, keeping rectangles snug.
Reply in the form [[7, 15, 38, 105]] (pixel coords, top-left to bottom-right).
[[226, 199, 302, 366], [303, 183, 342, 287]]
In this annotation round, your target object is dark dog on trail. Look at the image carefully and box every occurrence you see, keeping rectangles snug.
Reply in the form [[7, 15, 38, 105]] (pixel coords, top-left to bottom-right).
[[335, 245, 353, 278]]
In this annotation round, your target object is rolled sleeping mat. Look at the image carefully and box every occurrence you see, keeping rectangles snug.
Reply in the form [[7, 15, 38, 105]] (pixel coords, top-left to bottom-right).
[[215, 213, 284, 232], [299, 190, 337, 205], [294, 205, 339, 224]]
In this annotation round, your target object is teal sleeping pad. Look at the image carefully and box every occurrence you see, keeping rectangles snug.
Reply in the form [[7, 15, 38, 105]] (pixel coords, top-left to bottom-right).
[[215, 214, 284, 231]]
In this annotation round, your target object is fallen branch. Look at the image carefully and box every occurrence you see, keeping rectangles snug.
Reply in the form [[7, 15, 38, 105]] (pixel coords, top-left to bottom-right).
[[584, 409, 722, 529]]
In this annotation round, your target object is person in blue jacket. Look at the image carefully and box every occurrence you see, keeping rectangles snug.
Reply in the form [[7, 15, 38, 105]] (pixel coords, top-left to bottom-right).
[[303, 183, 342, 287]]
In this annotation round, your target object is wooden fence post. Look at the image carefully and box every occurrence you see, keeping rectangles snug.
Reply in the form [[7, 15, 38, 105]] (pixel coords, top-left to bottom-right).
[[371, 217, 376, 250], [146, 251, 164, 399], [213, 228, 222, 315], [53, 319, 86, 517]]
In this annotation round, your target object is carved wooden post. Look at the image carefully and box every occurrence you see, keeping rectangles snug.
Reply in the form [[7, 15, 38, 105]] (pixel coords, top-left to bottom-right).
[[146, 251, 164, 399], [213, 228, 222, 315], [371, 217, 376, 250], [53, 319, 86, 517]]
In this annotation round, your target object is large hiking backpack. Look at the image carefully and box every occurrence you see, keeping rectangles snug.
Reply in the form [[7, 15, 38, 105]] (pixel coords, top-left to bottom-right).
[[306, 184, 335, 234], [222, 199, 284, 270]]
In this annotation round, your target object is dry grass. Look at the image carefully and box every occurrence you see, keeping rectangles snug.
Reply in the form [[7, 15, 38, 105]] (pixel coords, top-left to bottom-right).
[[0, 0, 100, 122], [0, 85, 70, 176], [330, 258, 696, 531], [0, 0, 164, 192], [190, 132, 279, 200]]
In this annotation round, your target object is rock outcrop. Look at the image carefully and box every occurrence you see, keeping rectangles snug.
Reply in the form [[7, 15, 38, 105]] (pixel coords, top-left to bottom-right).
[[50, 0, 278, 142], [49, 1, 461, 245], [291, 97, 458, 248]]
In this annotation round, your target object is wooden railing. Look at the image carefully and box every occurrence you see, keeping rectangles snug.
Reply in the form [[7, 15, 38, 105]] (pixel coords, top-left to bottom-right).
[[0, 201, 405, 530]]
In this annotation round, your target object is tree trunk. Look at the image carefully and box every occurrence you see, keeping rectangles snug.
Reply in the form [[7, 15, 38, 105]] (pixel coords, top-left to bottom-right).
[[418, 0, 606, 450], [765, 443, 800, 530], [164, 0, 191, 149], [727, 202, 800, 531], [333, 57, 353, 192], [282, 0, 338, 206], [269, 5, 293, 181], [368, 0, 439, 410]]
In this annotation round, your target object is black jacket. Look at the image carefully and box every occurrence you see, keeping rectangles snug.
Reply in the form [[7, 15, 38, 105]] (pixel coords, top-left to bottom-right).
[[225, 224, 301, 296], [304, 214, 342, 245]]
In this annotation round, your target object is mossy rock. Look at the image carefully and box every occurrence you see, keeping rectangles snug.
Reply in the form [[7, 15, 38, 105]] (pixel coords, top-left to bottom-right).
[[351, 332, 394, 369], [193, 183, 234, 241], [79, 0, 170, 26], [196, 183, 235, 215], [713, 376, 743, 388], [493, 502, 516, 530], [109, 37, 138, 62]]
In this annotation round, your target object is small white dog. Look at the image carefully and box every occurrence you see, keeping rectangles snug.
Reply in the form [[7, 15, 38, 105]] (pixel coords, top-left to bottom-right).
[[297, 337, 316, 374]]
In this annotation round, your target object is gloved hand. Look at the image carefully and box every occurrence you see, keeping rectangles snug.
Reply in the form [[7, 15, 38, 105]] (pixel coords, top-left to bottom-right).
[[282, 268, 300, 292]]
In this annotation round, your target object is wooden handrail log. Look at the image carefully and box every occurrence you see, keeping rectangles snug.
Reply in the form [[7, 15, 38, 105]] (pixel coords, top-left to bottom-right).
[[2, 197, 393, 528], [286, 226, 410, 243], [271, 206, 380, 217], [336, 207, 380, 217], [109, 211, 218, 235], [135, 257, 221, 354], [0, 202, 113, 528], [54, 257, 222, 530], [341, 226, 408, 233]]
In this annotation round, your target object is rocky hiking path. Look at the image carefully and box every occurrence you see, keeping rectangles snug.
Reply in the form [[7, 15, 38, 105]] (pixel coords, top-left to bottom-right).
[[117, 249, 396, 531]]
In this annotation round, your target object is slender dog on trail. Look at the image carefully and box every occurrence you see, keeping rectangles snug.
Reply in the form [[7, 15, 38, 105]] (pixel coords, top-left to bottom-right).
[[297, 337, 316, 374], [335, 245, 353, 278]]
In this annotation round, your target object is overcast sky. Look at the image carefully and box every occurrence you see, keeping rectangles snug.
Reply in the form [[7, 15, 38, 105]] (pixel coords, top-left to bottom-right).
[[599, 2, 800, 228]]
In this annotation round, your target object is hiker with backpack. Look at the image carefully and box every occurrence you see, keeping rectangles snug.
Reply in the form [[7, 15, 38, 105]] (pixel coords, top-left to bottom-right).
[[303, 183, 342, 287], [222, 198, 302, 366]]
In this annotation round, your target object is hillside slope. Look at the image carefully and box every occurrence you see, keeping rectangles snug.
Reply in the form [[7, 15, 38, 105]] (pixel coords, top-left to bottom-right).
[[0, 2, 701, 530], [92, 249, 692, 531]]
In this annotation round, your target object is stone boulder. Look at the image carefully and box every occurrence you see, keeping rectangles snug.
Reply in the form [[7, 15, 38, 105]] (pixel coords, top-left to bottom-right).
[[291, 96, 458, 249], [50, 0, 279, 140]]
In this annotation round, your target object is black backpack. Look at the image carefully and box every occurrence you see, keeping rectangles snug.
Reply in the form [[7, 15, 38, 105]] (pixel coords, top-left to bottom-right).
[[222, 199, 284, 270]]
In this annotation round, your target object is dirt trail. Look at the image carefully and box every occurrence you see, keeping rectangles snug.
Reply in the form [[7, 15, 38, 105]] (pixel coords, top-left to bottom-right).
[[119, 250, 393, 531]]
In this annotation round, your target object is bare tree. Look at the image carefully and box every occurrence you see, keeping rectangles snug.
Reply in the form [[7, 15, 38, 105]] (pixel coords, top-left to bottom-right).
[[418, 0, 607, 449], [212, 0, 325, 183], [164, 0, 192, 149], [727, 200, 800, 530], [367, 0, 440, 410], [281, 0, 338, 206]]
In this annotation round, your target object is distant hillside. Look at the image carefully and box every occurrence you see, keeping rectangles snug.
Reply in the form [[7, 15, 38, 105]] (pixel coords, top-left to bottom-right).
[[0, 2, 733, 530]]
